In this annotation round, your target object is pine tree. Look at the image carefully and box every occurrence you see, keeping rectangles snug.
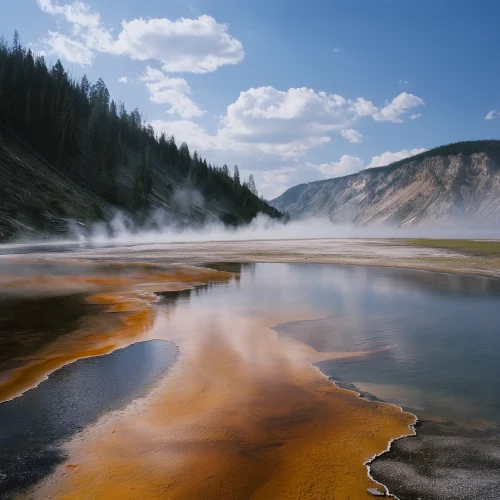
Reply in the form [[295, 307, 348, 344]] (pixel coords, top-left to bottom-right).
[[80, 74, 90, 98], [51, 59, 67, 88], [248, 174, 258, 196], [233, 165, 240, 185]]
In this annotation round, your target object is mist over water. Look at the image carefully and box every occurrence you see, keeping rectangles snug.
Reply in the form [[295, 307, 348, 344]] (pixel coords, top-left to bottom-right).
[[74, 212, 500, 246], [3, 209, 500, 251]]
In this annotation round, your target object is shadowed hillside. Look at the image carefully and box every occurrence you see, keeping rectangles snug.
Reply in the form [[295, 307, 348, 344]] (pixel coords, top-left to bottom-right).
[[0, 32, 281, 241]]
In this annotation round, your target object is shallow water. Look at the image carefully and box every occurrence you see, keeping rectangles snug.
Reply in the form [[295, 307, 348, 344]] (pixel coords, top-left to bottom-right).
[[262, 264, 500, 424], [1, 261, 499, 499], [199, 263, 500, 425], [0, 340, 177, 496]]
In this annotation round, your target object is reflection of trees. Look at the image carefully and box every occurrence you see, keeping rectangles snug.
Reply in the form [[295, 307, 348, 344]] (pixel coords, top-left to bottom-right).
[[157, 278, 230, 307], [200, 262, 256, 274], [0, 293, 95, 369], [196, 262, 256, 285]]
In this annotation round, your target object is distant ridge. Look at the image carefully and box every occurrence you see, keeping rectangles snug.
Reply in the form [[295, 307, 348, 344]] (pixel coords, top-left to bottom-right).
[[271, 140, 500, 225]]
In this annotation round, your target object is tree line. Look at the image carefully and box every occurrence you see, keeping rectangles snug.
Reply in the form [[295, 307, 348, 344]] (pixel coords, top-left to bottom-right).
[[0, 31, 281, 224]]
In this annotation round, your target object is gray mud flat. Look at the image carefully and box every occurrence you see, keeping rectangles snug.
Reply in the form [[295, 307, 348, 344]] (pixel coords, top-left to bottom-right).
[[371, 420, 500, 500]]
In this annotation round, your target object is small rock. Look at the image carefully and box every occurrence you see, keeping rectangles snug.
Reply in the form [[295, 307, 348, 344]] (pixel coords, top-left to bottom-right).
[[367, 487, 386, 496]]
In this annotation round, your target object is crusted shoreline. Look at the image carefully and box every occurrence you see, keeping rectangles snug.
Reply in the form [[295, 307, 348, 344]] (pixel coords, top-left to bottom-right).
[[9, 238, 497, 281]]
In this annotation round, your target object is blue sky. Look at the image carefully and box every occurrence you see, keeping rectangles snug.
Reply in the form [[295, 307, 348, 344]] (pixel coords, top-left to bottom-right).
[[2, 0, 499, 198]]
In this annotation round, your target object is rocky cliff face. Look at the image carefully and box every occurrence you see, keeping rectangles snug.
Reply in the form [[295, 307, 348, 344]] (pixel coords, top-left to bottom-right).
[[271, 151, 500, 225]]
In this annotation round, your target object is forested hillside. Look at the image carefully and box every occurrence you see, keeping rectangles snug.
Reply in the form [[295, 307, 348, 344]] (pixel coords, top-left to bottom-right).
[[0, 32, 281, 240]]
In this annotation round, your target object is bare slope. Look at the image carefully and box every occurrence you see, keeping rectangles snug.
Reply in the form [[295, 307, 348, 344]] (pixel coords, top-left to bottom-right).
[[271, 141, 500, 225]]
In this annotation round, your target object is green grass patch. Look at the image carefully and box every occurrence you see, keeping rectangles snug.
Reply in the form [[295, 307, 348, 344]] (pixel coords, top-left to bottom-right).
[[404, 239, 500, 257]]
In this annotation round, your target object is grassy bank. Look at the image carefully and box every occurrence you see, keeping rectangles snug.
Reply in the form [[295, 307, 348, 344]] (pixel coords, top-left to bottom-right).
[[404, 239, 500, 257]]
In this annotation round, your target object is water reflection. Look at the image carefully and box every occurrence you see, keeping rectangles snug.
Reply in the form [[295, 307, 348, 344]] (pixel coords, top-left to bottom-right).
[[177, 263, 500, 424], [2, 261, 499, 499], [0, 293, 100, 370]]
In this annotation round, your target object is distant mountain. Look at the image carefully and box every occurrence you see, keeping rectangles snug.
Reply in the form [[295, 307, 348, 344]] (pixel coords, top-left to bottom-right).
[[0, 32, 281, 241], [271, 141, 500, 225]]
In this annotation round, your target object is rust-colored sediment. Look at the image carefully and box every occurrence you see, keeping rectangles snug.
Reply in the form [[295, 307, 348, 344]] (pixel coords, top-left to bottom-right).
[[22, 292, 415, 500], [0, 263, 231, 403]]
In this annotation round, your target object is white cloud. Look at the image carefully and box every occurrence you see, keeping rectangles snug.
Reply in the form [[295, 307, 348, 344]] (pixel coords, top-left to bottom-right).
[[333, 47, 341, 52], [37, 0, 244, 72], [484, 109, 498, 120], [307, 147, 427, 180], [409, 113, 422, 120], [150, 87, 425, 162], [349, 93, 424, 123], [150, 120, 219, 150], [367, 148, 427, 169], [141, 66, 204, 119], [41, 30, 93, 65], [307, 155, 365, 177], [37, 0, 100, 29], [118, 76, 129, 83], [351, 97, 378, 117], [398, 79, 408, 84], [372, 93, 424, 123], [111, 16, 244, 73], [340, 128, 363, 143], [215, 86, 355, 160], [260, 167, 298, 199]]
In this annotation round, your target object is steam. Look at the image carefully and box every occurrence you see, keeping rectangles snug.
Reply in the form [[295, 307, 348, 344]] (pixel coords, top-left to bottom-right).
[[68, 212, 500, 246], [2, 202, 500, 253]]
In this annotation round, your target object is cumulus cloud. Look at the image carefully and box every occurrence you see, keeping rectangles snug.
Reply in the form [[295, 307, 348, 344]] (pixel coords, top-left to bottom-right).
[[350, 93, 424, 123], [111, 16, 244, 73], [118, 76, 129, 83], [260, 167, 298, 199], [141, 66, 204, 119], [367, 148, 427, 168], [307, 147, 427, 180], [41, 30, 94, 65], [484, 109, 498, 120], [150, 119, 219, 151], [37, 0, 244, 72], [216, 87, 354, 159], [340, 128, 363, 143], [409, 113, 422, 120], [150, 87, 425, 161], [372, 93, 424, 122], [307, 155, 365, 177], [351, 97, 378, 117], [37, 0, 100, 29]]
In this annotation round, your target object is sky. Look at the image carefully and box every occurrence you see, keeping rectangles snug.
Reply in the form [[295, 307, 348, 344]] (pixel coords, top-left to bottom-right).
[[2, 0, 500, 198]]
